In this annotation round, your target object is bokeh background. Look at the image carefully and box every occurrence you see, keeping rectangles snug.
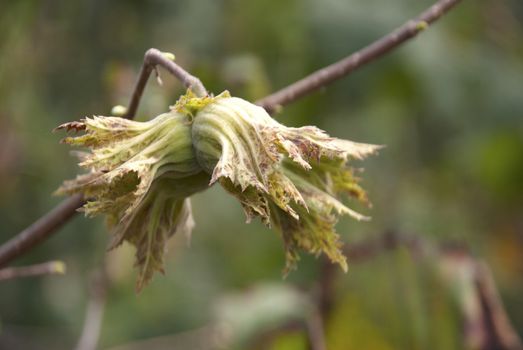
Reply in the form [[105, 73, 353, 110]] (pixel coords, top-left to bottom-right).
[[1, 0, 522, 349]]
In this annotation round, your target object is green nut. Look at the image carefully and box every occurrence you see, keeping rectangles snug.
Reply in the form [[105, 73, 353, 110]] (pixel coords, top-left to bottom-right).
[[57, 90, 380, 290], [191, 94, 380, 274], [56, 111, 208, 290]]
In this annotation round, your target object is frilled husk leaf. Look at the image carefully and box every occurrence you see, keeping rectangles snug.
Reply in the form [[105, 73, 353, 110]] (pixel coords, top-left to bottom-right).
[[56, 111, 209, 290], [191, 94, 380, 273], [58, 90, 380, 288], [274, 158, 370, 274]]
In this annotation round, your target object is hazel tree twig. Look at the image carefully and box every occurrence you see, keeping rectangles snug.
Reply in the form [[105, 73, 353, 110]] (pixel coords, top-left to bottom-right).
[[0, 194, 84, 267], [304, 310, 327, 350], [0, 260, 66, 281], [74, 266, 109, 350], [0, 0, 462, 267], [256, 0, 463, 113], [0, 50, 206, 268], [124, 48, 207, 118], [316, 232, 522, 350]]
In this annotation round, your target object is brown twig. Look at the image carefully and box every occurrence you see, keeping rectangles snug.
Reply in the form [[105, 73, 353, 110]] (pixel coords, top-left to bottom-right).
[[316, 231, 421, 321], [0, 51, 207, 268], [105, 326, 214, 350], [316, 232, 522, 350], [0, 195, 84, 267], [439, 250, 523, 350], [74, 266, 109, 350], [124, 48, 207, 118], [0, 260, 66, 281], [0, 0, 462, 267], [473, 261, 523, 350], [256, 0, 463, 113], [305, 310, 327, 350]]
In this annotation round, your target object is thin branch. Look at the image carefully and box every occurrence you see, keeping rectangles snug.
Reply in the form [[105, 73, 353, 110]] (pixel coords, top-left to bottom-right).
[[124, 48, 207, 118], [0, 0, 462, 266], [440, 253, 523, 350], [105, 327, 214, 350], [316, 231, 423, 321], [316, 232, 522, 350], [256, 0, 463, 113], [474, 262, 523, 350], [0, 195, 84, 267], [0, 50, 207, 268], [75, 266, 109, 350], [345, 230, 426, 263], [305, 310, 327, 350], [0, 260, 66, 281]]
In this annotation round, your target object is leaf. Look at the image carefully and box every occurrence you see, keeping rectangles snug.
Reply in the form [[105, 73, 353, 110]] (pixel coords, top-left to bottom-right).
[[191, 94, 380, 273], [56, 110, 209, 290]]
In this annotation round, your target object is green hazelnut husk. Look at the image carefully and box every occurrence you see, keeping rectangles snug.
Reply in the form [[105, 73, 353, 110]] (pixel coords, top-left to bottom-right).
[[57, 90, 380, 290]]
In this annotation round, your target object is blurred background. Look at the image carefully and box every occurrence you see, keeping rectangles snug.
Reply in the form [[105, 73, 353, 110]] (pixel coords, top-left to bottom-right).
[[0, 0, 522, 349]]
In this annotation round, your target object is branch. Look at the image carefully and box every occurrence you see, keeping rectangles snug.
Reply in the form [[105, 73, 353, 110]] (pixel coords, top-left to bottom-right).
[[317, 231, 422, 319], [124, 48, 207, 118], [0, 260, 66, 281], [0, 0, 462, 266], [316, 232, 522, 350], [256, 0, 463, 113], [440, 253, 523, 350], [105, 327, 214, 350], [304, 310, 327, 350], [0, 195, 84, 267], [74, 266, 109, 350], [0, 51, 207, 268]]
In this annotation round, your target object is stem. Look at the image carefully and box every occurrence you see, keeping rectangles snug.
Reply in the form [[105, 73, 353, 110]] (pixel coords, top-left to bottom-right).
[[256, 0, 462, 113], [74, 266, 109, 350], [316, 232, 523, 350], [0, 0, 462, 267], [124, 48, 207, 119], [0, 195, 84, 267], [0, 260, 66, 281], [305, 310, 327, 350], [0, 51, 207, 268]]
